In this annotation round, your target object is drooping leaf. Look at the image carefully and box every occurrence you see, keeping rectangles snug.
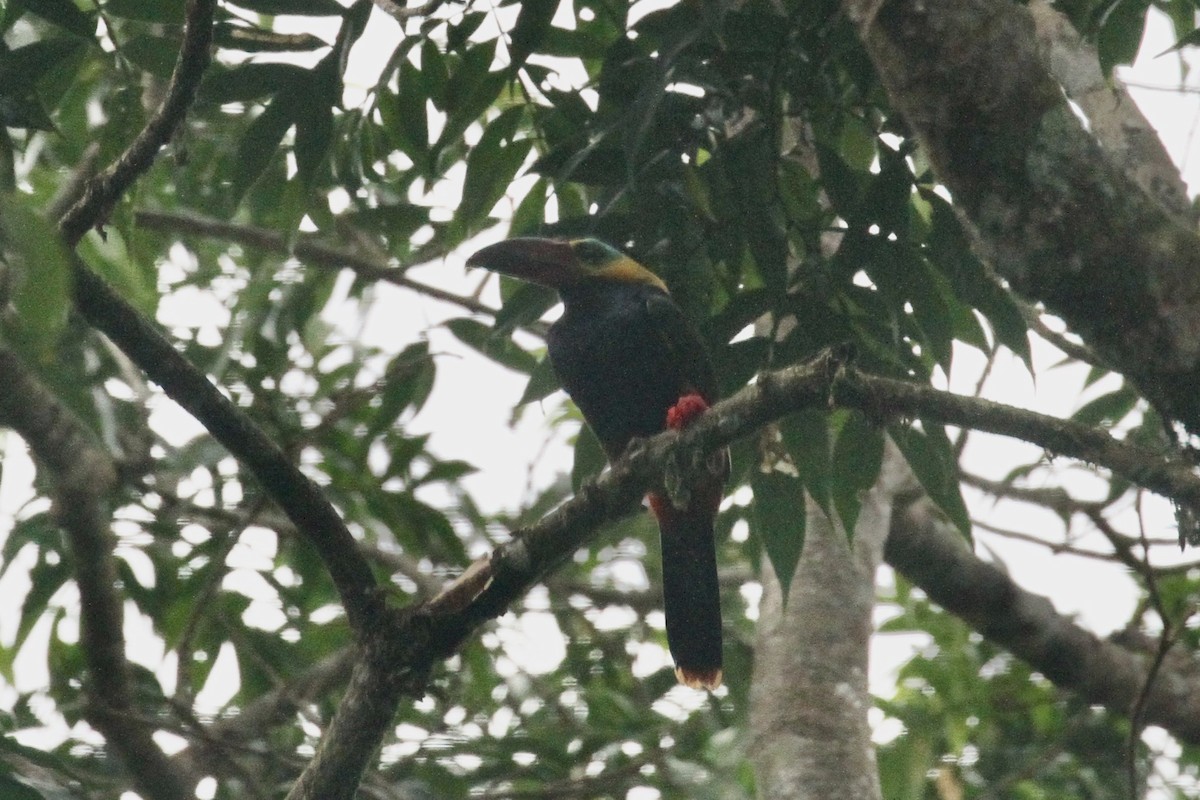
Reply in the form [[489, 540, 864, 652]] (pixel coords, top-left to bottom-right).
[[751, 469, 806, 602], [889, 423, 971, 537], [232, 93, 295, 202], [779, 409, 832, 517], [226, 0, 347, 15], [445, 317, 538, 374], [0, 194, 72, 354], [571, 422, 606, 491], [103, 0, 187, 24], [508, 0, 558, 69], [1096, 0, 1149, 76], [517, 355, 561, 407], [830, 411, 884, 538], [459, 106, 531, 225], [24, 0, 96, 37]]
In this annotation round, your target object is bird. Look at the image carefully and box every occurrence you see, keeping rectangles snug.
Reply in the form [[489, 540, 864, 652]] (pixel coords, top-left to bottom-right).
[[467, 237, 726, 689]]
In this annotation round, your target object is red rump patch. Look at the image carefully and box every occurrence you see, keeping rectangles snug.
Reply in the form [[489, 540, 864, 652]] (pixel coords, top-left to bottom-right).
[[666, 392, 710, 430], [648, 492, 670, 520]]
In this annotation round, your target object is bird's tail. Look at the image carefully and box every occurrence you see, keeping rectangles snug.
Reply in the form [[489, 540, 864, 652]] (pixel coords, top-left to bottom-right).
[[649, 491, 723, 690]]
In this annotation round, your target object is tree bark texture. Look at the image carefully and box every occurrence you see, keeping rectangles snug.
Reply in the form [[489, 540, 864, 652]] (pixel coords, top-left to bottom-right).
[[845, 0, 1200, 433], [749, 445, 910, 800]]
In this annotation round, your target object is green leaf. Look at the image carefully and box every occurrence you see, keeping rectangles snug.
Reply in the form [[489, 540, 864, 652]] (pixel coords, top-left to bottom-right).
[[508, 0, 558, 69], [889, 423, 971, 537], [103, 0, 186, 24], [1072, 384, 1139, 427], [751, 470, 806, 602], [232, 93, 295, 202], [459, 106, 531, 224], [1097, 0, 1149, 76], [226, 0, 347, 14], [493, 279, 556, 332], [517, 355, 560, 406], [0, 92, 54, 131], [0, 195, 72, 354], [381, 64, 429, 164], [8, 554, 71, 680], [121, 33, 182, 79], [830, 412, 884, 539], [571, 423, 606, 491], [0, 771, 51, 800], [509, 177, 549, 236], [436, 43, 507, 151], [445, 317, 538, 374], [24, 0, 96, 37], [294, 94, 334, 187], [201, 62, 309, 103], [779, 410, 832, 517]]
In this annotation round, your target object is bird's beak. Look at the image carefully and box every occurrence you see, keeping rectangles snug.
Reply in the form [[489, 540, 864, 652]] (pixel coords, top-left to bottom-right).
[[466, 238, 580, 288]]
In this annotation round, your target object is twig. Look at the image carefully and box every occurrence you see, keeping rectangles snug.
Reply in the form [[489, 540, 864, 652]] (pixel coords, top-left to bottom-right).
[[59, 0, 216, 246], [71, 256, 383, 632], [1125, 492, 1182, 798], [1019, 300, 1107, 370], [174, 497, 268, 702], [964, 470, 1110, 517], [134, 209, 513, 322], [888, 493, 1200, 744]]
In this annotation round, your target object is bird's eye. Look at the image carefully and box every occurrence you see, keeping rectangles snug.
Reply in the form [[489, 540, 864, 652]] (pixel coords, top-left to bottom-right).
[[572, 239, 617, 265]]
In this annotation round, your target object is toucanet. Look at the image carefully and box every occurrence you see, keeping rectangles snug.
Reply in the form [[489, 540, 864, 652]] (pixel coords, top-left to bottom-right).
[[468, 237, 726, 689]]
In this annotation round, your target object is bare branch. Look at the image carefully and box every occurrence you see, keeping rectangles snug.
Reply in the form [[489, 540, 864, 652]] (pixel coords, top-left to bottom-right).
[[135, 209, 508, 321], [58, 0, 216, 245], [887, 494, 1200, 744]]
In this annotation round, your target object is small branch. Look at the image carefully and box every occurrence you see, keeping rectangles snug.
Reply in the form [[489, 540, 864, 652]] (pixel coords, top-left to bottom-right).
[[71, 253, 383, 630], [835, 369, 1200, 515], [59, 0, 216, 246], [0, 349, 195, 800], [1019, 300, 1107, 370], [135, 209, 507, 321], [887, 494, 1200, 744], [173, 648, 356, 779], [284, 350, 1200, 796], [963, 471, 1109, 518]]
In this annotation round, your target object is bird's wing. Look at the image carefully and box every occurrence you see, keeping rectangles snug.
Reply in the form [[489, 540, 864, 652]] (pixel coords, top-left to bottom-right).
[[644, 292, 719, 402]]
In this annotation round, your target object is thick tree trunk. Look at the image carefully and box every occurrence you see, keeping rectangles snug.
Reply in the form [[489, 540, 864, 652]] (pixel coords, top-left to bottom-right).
[[748, 445, 909, 799], [843, 0, 1200, 433]]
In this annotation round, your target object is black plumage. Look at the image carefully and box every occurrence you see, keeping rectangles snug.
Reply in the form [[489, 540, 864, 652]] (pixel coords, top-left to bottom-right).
[[469, 237, 725, 689]]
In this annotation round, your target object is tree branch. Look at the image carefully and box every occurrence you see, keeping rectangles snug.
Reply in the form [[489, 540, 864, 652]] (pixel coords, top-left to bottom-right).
[[0, 349, 196, 800], [886, 493, 1200, 744], [845, 0, 1200, 434], [134, 209, 503, 320], [1027, 0, 1193, 222], [51, 0, 381, 632], [425, 350, 1200, 656], [58, 0, 216, 246], [285, 348, 1200, 794]]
